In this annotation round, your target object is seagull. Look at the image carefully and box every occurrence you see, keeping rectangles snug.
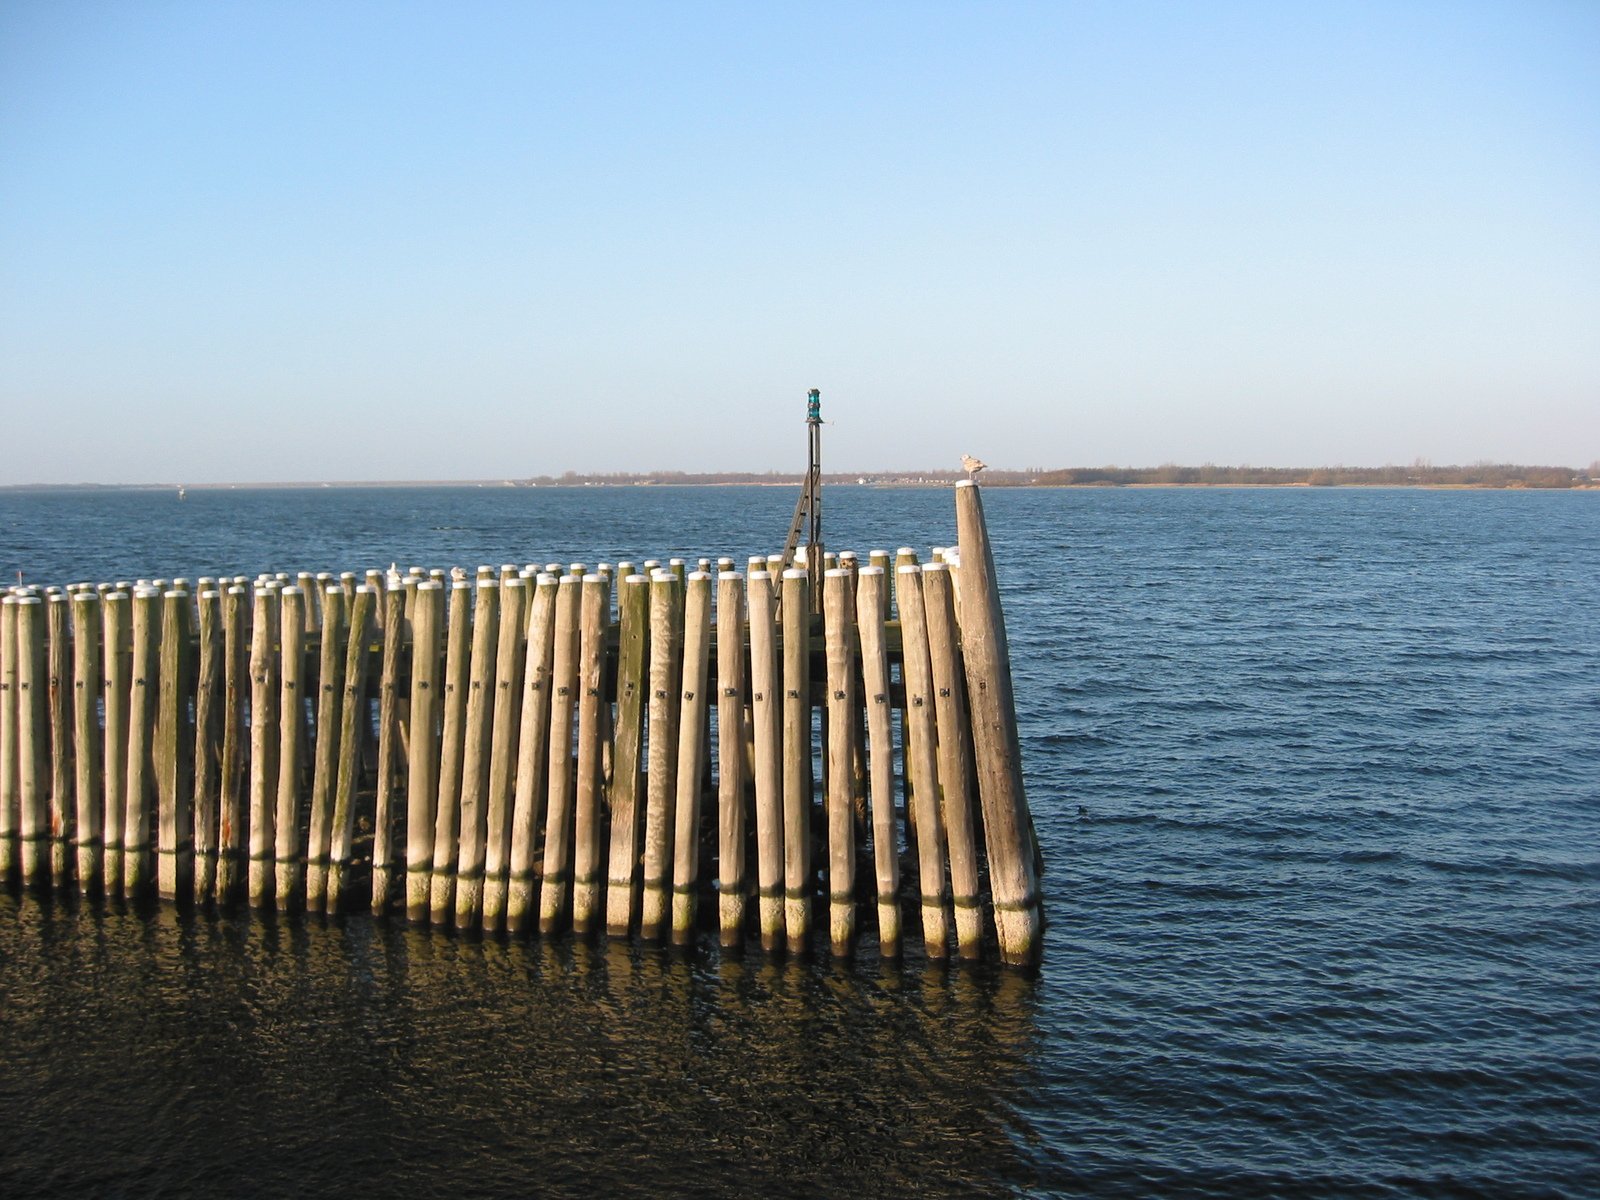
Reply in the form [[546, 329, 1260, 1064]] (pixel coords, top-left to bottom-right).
[[961, 453, 988, 480], [450, 566, 468, 582]]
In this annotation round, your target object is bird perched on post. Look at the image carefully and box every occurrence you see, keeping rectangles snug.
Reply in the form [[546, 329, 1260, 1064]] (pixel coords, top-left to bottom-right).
[[961, 453, 988, 480]]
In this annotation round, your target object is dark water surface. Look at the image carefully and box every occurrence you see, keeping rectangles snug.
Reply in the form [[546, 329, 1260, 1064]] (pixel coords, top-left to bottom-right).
[[2, 485, 1597, 1197]]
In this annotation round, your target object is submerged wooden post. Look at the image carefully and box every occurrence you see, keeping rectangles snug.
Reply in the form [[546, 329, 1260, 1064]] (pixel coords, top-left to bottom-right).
[[46, 595, 72, 883], [922, 563, 984, 960], [123, 587, 160, 897], [16, 597, 47, 885], [453, 580, 500, 929], [639, 571, 682, 941], [747, 571, 784, 951], [507, 573, 557, 934], [430, 579, 473, 923], [247, 586, 280, 907], [274, 587, 307, 909], [571, 574, 609, 934], [71, 591, 102, 891], [604, 573, 649, 936], [192, 590, 222, 902], [670, 571, 713, 943], [217, 586, 246, 903], [328, 585, 374, 910], [954, 480, 1043, 967], [538, 574, 582, 934], [896, 565, 950, 959], [481, 576, 527, 930], [822, 569, 858, 956], [855, 567, 901, 956], [102, 592, 131, 894], [715, 572, 747, 946], [780, 567, 812, 948], [370, 585, 405, 915], [404, 580, 443, 921]]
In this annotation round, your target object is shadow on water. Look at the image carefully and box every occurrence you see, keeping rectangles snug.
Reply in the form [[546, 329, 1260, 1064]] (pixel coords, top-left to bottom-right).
[[0, 891, 1046, 1199]]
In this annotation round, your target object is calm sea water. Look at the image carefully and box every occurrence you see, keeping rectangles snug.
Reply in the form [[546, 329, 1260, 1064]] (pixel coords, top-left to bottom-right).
[[2, 485, 1596, 1198]]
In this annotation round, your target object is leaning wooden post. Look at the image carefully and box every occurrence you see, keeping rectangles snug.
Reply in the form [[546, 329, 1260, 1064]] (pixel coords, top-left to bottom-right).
[[780, 567, 813, 947], [746, 571, 785, 951], [47, 594, 73, 883], [0, 595, 16, 882], [896, 566, 950, 959], [715, 572, 748, 947], [156, 589, 193, 900], [429, 579, 473, 924], [247, 585, 280, 907], [638, 570, 682, 941], [855, 567, 902, 956], [452, 579, 500, 930], [305, 587, 347, 912], [506, 573, 557, 934], [217, 586, 246, 903], [670, 571, 714, 943], [953, 480, 1043, 966], [328, 586, 375, 911], [603, 573, 649, 936], [481, 576, 527, 930], [822, 569, 859, 956], [71, 591, 102, 892], [922, 563, 984, 960], [404, 580, 443, 921], [191, 590, 223, 902], [538, 574, 582, 934], [123, 587, 160, 898], [274, 587, 308, 909], [15, 597, 47, 885], [102, 592, 131, 894], [570, 574, 609, 935], [370, 585, 405, 915]]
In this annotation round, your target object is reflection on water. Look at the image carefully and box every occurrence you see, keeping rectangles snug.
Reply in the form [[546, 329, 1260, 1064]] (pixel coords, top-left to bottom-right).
[[0, 892, 1043, 1198]]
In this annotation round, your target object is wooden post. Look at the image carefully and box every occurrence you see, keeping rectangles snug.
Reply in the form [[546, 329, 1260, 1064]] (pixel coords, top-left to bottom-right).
[[47, 594, 72, 884], [822, 569, 858, 956], [71, 591, 102, 892], [155, 590, 192, 900], [452, 580, 500, 930], [855, 567, 901, 956], [604, 573, 649, 936], [306, 587, 347, 912], [780, 567, 812, 948], [922, 563, 983, 959], [247, 586, 280, 907], [102, 592, 131, 895], [15, 597, 47, 885], [506, 573, 557, 934], [217, 586, 246, 903], [746, 571, 784, 951], [896, 566, 949, 958], [571, 574, 609, 934], [481, 576, 527, 930], [715, 572, 747, 946], [124, 587, 160, 898], [192, 590, 222, 902], [274, 587, 307, 910], [670, 571, 713, 943], [0, 595, 15, 882], [429, 580, 473, 923], [639, 571, 682, 941], [404, 580, 443, 921], [328, 585, 375, 911], [538, 574, 582, 934], [370, 585, 405, 915], [953, 480, 1043, 966]]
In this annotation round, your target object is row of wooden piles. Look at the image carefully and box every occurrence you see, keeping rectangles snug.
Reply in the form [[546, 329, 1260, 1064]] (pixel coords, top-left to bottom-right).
[[0, 483, 1041, 965]]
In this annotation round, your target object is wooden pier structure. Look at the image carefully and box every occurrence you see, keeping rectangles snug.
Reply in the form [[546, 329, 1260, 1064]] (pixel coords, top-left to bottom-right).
[[0, 483, 1042, 966]]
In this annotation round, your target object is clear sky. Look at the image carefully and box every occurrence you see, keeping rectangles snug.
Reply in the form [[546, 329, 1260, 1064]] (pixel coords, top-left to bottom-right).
[[2, 1, 1596, 483]]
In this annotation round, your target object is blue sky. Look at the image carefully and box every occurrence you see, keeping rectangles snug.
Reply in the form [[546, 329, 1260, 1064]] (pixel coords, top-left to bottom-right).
[[2, 1, 1596, 483]]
